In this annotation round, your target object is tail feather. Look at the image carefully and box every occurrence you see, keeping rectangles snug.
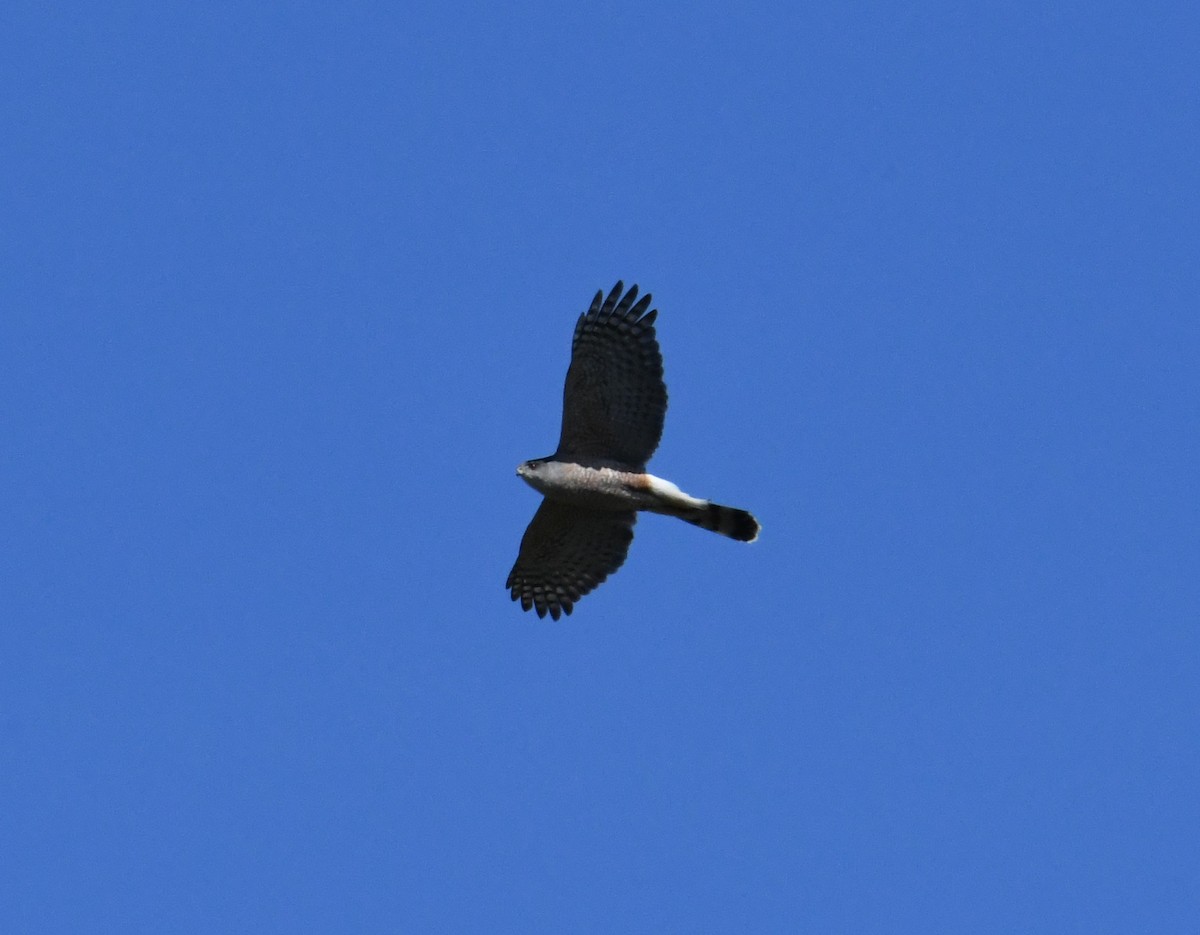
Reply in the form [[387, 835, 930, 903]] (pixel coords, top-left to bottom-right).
[[683, 502, 760, 542]]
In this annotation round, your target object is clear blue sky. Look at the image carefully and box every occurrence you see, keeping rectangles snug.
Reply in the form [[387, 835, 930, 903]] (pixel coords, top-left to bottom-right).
[[3, 2, 1197, 931]]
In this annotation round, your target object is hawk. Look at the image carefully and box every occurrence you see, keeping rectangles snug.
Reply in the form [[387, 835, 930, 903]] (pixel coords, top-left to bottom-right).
[[506, 281, 760, 619]]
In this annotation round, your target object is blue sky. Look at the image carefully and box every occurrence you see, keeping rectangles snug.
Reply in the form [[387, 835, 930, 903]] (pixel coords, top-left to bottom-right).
[[2, 1, 1197, 931]]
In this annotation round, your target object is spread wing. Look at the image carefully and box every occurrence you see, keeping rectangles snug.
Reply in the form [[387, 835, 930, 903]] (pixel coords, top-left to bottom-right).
[[555, 282, 667, 467], [506, 500, 637, 620]]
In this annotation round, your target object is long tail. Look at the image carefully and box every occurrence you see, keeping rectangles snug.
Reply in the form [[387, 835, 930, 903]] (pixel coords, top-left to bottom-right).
[[682, 502, 761, 542]]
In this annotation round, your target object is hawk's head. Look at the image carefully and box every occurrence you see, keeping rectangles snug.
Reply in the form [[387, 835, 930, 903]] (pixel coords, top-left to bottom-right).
[[516, 459, 546, 478], [516, 458, 555, 494]]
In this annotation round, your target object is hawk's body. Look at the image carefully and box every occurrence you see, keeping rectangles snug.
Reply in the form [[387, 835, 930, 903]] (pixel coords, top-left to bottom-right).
[[507, 282, 760, 619]]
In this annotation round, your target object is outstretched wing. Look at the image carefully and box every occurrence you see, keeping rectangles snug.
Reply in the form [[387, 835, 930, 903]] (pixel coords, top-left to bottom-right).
[[506, 500, 637, 620], [556, 282, 667, 467]]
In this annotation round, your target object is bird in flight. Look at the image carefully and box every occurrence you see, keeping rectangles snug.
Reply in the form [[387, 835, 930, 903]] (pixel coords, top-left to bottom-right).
[[507, 281, 760, 619]]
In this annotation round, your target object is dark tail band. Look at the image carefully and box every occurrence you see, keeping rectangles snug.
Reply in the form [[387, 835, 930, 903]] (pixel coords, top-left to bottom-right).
[[683, 503, 760, 542]]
